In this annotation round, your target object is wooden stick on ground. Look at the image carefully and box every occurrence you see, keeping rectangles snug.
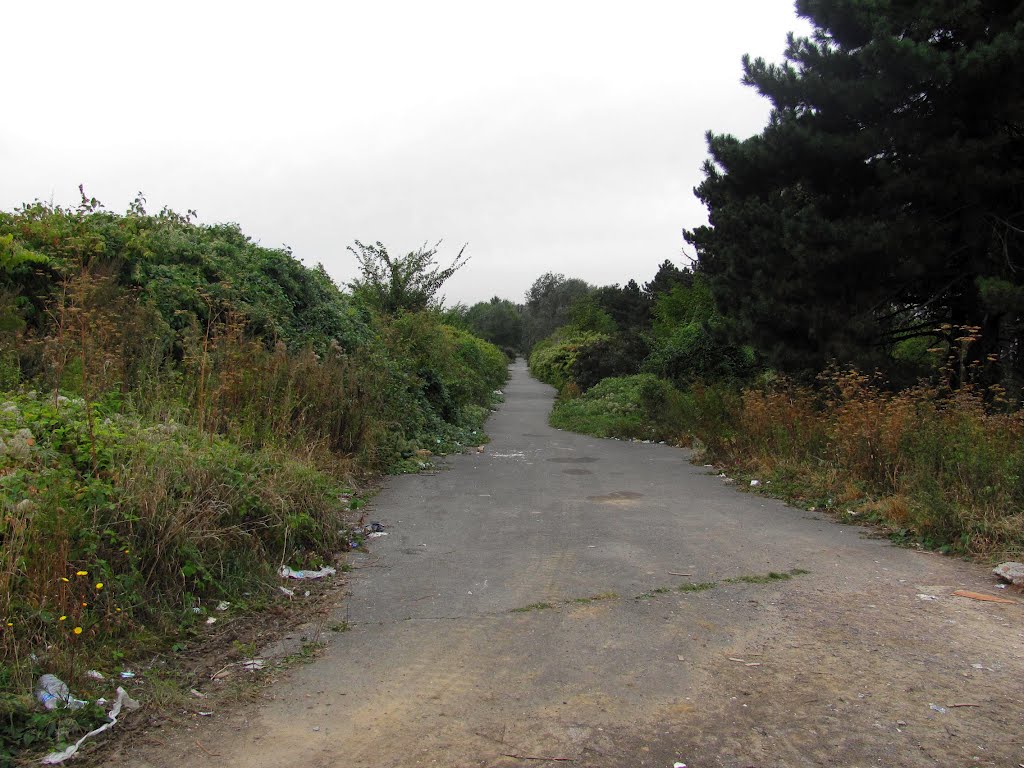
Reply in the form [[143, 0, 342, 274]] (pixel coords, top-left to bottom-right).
[[501, 754, 575, 762]]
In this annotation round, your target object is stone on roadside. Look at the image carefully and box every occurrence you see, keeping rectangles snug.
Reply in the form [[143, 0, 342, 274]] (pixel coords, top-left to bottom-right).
[[993, 562, 1024, 587]]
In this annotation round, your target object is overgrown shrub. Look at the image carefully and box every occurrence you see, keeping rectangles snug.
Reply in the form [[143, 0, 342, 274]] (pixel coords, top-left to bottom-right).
[[570, 333, 649, 391], [549, 374, 687, 441], [528, 330, 609, 390]]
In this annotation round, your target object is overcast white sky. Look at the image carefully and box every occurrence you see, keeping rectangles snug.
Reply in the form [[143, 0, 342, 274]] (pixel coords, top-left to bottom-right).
[[1, 1, 809, 306]]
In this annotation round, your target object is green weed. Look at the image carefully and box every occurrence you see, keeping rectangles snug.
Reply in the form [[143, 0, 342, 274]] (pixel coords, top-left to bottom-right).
[[677, 582, 717, 592], [509, 602, 555, 613], [570, 592, 619, 604]]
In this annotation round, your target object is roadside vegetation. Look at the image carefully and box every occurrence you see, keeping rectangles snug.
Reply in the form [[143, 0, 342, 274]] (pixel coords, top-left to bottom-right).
[[521, 1, 1024, 563], [0, 193, 506, 760]]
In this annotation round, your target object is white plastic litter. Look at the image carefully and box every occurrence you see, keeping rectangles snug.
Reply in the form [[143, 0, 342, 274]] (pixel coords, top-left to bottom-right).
[[40, 687, 140, 764], [86, 670, 105, 681], [368, 531, 388, 538], [34, 675, 87, 711], [216, 600, 231, 611], [279, 565, 336, 580], [279, 586, 295, 597], [750, 480, 761, 487]]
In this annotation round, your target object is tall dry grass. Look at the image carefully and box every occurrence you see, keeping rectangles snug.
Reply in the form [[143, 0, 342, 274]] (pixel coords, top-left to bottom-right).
[[685, 369, 1024, 559]]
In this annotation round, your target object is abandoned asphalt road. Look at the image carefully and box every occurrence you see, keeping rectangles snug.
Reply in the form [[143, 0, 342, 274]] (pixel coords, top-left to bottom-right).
[[129, 360, 1023, 767]]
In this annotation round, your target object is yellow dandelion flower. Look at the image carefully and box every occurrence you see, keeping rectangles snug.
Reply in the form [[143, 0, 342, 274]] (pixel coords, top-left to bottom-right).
[[61, 577, 70, 583], [5, 622, 12, 627], [115, 607, 121, 613], [76, 570, 88, 577], [73, 627, 83, 635], [95, 583, 103, 590], [59, 616, 67, 621]]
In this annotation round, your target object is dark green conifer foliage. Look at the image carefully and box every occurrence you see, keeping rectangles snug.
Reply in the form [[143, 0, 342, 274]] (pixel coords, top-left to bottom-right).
[[685, 0, 1024, 385]]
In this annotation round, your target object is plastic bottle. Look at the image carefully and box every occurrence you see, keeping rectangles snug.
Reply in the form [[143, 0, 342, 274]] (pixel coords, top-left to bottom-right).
[[35, 674, 85, 710]]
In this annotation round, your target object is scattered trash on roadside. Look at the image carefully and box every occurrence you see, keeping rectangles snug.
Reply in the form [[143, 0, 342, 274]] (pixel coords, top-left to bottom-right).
[[212, 659, 266, 681], [366, 521, 385, 533], [951, 589, 1016, 604], [190, 688, 207, 698], [929, 703, 947, 714], [279, 565, 337, 580], [35, 675, 88, 711], [197, 711, 213, 717], [279, 585, 295, 598], [993, 562, 1024, 587], [86, 670, 105, 681], [674, 762, 688, 768], [750, 479, 761, 487], [40, 687, 139, 764], [312, 726, 321, 732], [916, 594, 938, 601], [216, 600, 231, 611], [206, 617, 217, 625], [368, 532, 388, 538]]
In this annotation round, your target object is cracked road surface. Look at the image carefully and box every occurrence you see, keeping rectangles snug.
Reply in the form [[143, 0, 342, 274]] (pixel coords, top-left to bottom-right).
[[128, 360, 1023, 767]]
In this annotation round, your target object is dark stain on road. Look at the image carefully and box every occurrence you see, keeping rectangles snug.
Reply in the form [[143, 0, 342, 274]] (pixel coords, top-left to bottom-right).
[[562, 468, 593, 475]]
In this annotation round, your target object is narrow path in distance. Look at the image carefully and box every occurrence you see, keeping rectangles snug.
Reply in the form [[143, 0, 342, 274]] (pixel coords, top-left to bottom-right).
[[127, 360, 1023, 767]]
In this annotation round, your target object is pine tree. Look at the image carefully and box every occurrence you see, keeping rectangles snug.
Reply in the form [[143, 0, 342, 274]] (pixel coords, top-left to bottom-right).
[[685, 0, 1024, 386]]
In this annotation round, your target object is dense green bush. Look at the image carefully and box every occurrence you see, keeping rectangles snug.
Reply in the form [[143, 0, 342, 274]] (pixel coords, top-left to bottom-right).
[[570, 333, 649, 391], [549, 374, 687, 441], [528, 330, 609, 390], [643, 321, 753, 386]]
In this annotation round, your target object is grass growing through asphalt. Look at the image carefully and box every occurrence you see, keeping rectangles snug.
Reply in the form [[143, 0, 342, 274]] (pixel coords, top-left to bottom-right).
[[510, 602, 556, 613], [634, 569, 810, 600], [723, 568, 808, 584], [570, 592, 620, 604], [677, 581, 717, 592]]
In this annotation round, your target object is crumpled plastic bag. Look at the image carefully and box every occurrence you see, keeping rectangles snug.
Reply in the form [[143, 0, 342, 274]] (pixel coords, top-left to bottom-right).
[[40, 687, 140, 764], [278, 565, 336, 580]]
